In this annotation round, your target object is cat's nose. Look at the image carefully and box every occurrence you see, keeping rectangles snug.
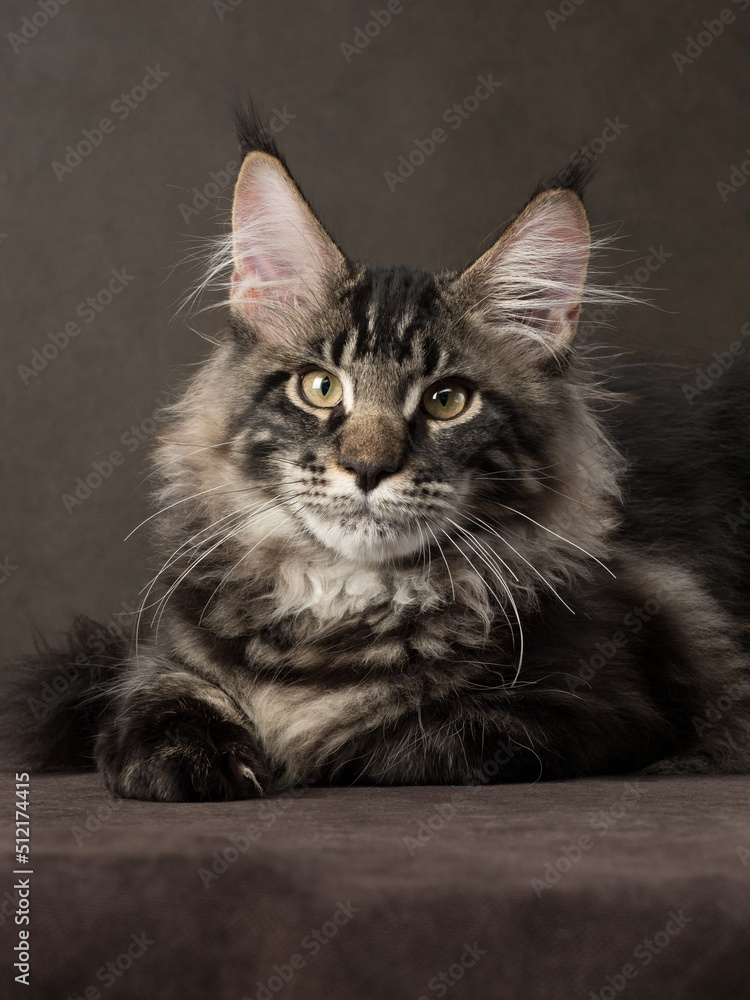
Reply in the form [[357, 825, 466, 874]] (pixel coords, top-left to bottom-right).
[[337, 411, 406, 494], [342, 458, 400, 494]]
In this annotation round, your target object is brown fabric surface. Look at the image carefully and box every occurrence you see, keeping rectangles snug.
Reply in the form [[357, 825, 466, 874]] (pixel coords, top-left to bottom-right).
[[1, 772, 749, 999]]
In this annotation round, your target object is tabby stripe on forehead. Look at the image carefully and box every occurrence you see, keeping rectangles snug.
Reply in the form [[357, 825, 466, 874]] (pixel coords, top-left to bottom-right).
[[395, 282, 440, 365], [420, 336, 441, 375], [351, 273, 375, 359], [329, 327, 351, 367]]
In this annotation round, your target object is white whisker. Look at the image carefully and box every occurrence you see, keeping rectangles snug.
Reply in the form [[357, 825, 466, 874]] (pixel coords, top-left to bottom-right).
[[497, 503, 615, 577]]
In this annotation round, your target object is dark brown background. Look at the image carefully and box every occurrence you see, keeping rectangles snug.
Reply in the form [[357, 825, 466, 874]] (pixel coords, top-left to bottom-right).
[[2, 0, 749, 660]]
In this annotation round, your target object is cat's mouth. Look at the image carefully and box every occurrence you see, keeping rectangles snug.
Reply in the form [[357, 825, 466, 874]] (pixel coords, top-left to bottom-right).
[[324, 508, 413, 540], [337, 505, 402, 529], [296, 498, 424, 562]]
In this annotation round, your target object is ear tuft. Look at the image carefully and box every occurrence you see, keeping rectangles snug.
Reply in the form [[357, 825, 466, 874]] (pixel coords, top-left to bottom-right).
[[458, 188, 591, 354], [232, 96, 288, 166], [231, 152, 344, 343], [527, 151, 595, 206]]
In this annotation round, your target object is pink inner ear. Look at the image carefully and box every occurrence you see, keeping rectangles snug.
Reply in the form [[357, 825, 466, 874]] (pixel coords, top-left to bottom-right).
[[232, 175, 306, 308], [566, 303, 581, 325], [460, 190, 591, 352], [230, 154, 342, 328], [548, 231, 589, 303], [506, 197, 588, 302], [232, 245, 299, 303], [505, 197, 589, 299]]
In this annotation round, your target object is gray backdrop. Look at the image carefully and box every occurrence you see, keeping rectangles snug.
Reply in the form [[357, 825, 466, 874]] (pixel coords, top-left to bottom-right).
[[2, 0, 749, 659]]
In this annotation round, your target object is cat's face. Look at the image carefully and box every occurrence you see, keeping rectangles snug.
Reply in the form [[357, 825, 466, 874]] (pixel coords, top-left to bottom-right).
[[172, 151, 607, 570], [227, 264, 575, 565]]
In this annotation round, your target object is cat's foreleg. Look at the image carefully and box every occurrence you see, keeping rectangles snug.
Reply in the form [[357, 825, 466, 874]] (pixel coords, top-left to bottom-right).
[[95, 667, 272, 801]]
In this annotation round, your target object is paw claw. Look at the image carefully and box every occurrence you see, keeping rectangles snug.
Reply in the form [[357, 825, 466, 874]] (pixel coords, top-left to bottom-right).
[[228, 756, 265, 795]]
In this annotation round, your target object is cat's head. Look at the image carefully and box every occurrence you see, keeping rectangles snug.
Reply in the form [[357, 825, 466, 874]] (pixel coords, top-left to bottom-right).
[[160, 110, 623, 577]]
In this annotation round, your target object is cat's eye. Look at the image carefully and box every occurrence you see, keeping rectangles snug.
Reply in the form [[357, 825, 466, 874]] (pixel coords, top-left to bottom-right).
[[300, 369, 343, 408], [422, 380, 470, 420]]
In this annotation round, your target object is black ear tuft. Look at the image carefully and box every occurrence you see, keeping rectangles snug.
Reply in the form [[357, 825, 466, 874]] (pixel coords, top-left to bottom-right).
[[231, 96, 290, 169], [527, 151, 595, 206]]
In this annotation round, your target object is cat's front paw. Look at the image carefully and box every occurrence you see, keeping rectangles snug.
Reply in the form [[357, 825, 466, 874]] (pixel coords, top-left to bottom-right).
[[95, 697, 272, 801]]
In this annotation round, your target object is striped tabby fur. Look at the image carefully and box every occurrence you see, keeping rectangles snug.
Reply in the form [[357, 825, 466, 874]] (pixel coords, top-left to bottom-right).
[[5, 106, 750, 800]]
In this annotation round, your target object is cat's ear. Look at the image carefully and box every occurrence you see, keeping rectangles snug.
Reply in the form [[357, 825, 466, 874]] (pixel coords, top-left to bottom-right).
[[230, 152, 345, 341], [457, 188, 590, 354]]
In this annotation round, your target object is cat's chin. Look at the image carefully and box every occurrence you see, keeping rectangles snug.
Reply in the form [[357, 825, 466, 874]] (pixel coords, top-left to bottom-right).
[[299, 508, 423, 565]]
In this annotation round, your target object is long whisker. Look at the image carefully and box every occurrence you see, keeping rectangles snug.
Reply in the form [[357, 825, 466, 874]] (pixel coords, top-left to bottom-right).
[[198, 512, 308, 623], [440, 526, 516, 649], [137, 490, 296, 603], [445, 518, 525, 684], [124, 481, 241, 540], [150, 490, 308, 637], [132, 487, 306, 665], [151, 513, 271, 636], [425, 523, 455, 602], [131, 499, 266, 664], [447, 517, 519, 583], [462, 510, 575, 614], [137, 479, 311, 600], [414, 520, 429, 585], [497, 503, 615, 577]]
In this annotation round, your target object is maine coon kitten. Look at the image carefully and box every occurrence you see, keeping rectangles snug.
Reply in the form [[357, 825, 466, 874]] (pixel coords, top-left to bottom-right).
[[5, 107, 750, 801]]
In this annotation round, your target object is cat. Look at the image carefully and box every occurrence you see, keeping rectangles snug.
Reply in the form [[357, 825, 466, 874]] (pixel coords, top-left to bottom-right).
[[4, 104, 750, 801]]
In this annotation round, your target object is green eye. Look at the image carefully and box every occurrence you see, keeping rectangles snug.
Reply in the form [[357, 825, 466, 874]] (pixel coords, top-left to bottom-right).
[[422, 380, 469, 419], [300, 369, 343, 408]]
